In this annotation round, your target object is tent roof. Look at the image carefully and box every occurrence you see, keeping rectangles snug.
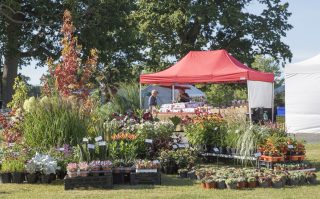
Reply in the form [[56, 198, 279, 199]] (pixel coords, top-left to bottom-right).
[[140, 50, 274, 84], [285, 53, 320, 73]]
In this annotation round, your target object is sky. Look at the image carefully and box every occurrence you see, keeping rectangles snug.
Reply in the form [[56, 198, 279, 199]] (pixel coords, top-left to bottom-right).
[[19, 0, 320, 85]]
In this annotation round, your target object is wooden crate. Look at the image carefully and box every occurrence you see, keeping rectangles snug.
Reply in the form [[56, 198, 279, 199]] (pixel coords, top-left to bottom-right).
[[64, 172, 113, 190], [130, 172, 161, 185]]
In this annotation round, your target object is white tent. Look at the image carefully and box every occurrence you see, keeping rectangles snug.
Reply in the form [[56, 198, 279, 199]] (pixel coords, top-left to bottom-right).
[[141, 85, 205, 109], [285, 54, 320, 133]]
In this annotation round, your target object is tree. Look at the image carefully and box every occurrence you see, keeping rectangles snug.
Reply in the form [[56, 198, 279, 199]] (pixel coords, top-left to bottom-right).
[[0, 0, 63, 106], [133, 0, 292, 71], [251, 54, 283, 86]]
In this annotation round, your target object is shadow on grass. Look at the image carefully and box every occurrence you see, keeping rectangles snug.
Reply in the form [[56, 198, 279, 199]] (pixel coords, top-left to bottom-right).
[[161, 174, 195, 186], [0, 191, 10, 195]]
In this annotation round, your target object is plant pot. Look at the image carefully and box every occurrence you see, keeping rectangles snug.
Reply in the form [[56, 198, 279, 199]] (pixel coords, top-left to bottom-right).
[[187, 171, 197, 180], [68, 172, 77, 178], [78, 171, 88, 177], [247, 181, 257, 188], [205, 182, 217, 189], [307, 176, 317, 184], [26, 173, 38, 183], [201, 182, 206, 189], [40, 174, 52, 184], [299, 177, 306, 185], [50, 173, 56, 181], [12, 172, 25, 184], [1, 173, 12, 183], [288, 179, 299, 186], [226, 183, 237, 189], [217, 181, 226, 189], [272, 181, 283, 188], [179, 171, 188, 178], [259, 181, 269, 188], [237, 181, 246, 189]]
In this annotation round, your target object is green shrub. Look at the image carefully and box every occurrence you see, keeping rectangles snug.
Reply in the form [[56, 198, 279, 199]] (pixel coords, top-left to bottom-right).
[[23, 97, 87, 150]]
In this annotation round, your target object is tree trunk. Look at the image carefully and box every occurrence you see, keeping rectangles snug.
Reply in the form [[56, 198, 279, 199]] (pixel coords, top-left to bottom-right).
[[2, 17, 21, 107], [2, 55, 19, 107]]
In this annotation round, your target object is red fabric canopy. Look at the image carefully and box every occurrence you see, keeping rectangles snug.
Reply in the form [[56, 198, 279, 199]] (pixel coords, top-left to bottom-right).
[[140, 50, 274, 84]]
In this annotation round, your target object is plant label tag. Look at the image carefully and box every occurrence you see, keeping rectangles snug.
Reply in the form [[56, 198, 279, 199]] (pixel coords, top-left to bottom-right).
[[288, 145, 294, 149], [98, 141, 106, 146], [88, 144, 95, 149], [173, 139, 178, 143], [145, 139, 153, 144], [8, 143, 15, 147], [83, 138, 89, 142], [59, 147, 65, 151], [13, 152, 20, 155], [153, 160, 160, 164], [213, 147, 219, 152], [254, 152, 262, 157], [173, 145, 178, 149], [178, 144, 185, 148], [95, 136, 103, 142], [184, 144, 189, 148]]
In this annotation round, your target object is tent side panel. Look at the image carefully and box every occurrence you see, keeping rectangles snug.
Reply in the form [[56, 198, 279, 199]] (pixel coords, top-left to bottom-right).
[[247, 81, 273, 108]]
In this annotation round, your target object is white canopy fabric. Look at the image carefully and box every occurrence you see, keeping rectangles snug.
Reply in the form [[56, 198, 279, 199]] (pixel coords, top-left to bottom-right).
[[247, 80, 273, 109], [141, 85, 205, 109], [285, 54, 320, 134]]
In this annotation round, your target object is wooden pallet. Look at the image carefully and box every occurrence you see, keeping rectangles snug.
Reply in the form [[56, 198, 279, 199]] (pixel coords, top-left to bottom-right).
[[130, 172, 161, 185], [64, 173, 113, 190]]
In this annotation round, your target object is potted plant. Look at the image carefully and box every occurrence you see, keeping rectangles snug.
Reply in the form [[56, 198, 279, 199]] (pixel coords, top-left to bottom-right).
[[288, 173, 299, 186], [258, 176, 270, 188], [306, 172, 317, 184], [236, 176, 246, 189], [78, 162, 89, 177], [135, 160, 159, 173], [225, 178, 237, 189], [200, 178, 207, 189], [25, 160, 38, 183], [195, 169, 205, 180], [89, 161, 101, 176], [247, 176, 257, 188], [101, 160, 113, 175], [0, 160, 12, 183], [272, 176, 284, 188], [298, 172, 306, 185], [67, 163, 78, 178], [40, 159, 57, 184], [178, 169, 188, 178], [10, 160, 25, 183], [204, 178, 216, 189], [216, 178, 226, 189]]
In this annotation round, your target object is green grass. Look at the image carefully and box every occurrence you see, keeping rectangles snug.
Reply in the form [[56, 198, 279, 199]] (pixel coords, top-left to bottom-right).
[[0, 144, 319, 199]]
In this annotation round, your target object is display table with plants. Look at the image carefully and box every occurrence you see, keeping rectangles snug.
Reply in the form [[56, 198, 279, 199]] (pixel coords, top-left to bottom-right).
[[130, 160, 161, 185]]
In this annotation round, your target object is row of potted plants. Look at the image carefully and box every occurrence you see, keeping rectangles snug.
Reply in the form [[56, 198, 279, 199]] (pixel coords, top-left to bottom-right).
[[196, 167, 317, 190], [66, 160, 113, 178], [273, 163, 312, 171]]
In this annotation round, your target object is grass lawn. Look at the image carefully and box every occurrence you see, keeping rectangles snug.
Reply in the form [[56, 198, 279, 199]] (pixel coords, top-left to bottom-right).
[[0, 144, 319, 199]]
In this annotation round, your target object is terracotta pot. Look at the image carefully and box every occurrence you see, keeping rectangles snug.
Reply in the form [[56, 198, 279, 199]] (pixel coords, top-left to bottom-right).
[[237, 181, 246, 189], [247, 181, 257, 188], [205, 182, 217, 189], [201, 182, 206, 189]]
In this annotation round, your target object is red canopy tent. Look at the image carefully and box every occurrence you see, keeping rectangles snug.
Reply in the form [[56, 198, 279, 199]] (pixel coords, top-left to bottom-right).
[[140, 50, 274, 84], [139, 50, 275, 122]]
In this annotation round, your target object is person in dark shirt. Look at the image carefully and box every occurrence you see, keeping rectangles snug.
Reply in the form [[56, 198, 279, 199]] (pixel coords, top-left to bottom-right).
[[148, 90, 158, 111], [178, 89, 190, 103]]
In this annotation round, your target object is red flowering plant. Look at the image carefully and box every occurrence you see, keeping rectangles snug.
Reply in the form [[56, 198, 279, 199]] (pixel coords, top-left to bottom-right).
[[42, 10, 97, 103]]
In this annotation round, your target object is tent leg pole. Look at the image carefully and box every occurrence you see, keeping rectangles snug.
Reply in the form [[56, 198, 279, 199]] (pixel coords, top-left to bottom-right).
[[272, 82, 275, 123], [172, 84, 175, 103], [247, 81, 252, 124], [139, 83, 142, 109]]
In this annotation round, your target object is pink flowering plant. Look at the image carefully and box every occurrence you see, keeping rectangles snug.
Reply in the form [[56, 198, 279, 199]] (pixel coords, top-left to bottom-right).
[[66, 163, 78, 172], [78, 162, 89, 171], [100, 160, 112, 170]]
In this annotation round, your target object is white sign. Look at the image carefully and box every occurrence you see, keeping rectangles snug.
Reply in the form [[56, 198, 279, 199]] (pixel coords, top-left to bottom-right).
[[88, 144, 95, 149], [145, 139, 153, 144], [288, 145, 294, 149], [8, 143, 15, 147], [213, 148, 219, 153], [173, 145, 178, 149], [59, 147, 65, 151], [83, 138, 89, 142], [98, 141, 106, 146], [178, 144, 185, 148], [254, 152, 262, 157], [95, 136, 103, 142]]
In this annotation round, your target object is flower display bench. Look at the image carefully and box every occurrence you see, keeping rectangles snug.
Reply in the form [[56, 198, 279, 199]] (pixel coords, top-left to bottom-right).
[[130, 172, 161, 185], [64, 172, 113, 190]]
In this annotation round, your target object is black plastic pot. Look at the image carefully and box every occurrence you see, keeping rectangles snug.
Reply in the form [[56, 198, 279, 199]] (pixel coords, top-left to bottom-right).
[[217, 181, 226, 189], [40, 174, 52, 184], [307, 176, 317, 184], [178, 171, 188, 178], [12, 172, 25, 184], [56, 170, 67, 180], [1, 173, 12, 183], [26, 173, 38, 183], [187, 171, 197, 180]]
